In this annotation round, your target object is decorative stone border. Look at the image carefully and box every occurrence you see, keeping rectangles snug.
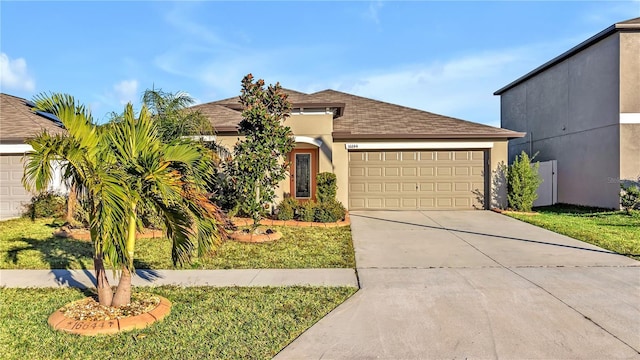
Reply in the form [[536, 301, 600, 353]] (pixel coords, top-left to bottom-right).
[[232, 212, 350, 228], [48, 296, 172, 336], [229, 230, 283, 243]]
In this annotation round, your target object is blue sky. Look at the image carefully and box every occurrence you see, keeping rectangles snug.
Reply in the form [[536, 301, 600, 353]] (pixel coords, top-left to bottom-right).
[[1, 1, 638, 125]]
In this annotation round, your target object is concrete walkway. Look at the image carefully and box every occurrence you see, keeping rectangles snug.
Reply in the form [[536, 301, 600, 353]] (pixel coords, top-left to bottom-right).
[[0, 268, 358, 288], [275, 211, 640, 359]]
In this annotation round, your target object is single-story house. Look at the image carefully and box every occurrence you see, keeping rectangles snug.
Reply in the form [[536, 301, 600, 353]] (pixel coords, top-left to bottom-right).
[[193, 89, 524, 210], [0, 93, 66, 220], [494, 17, 640, 209]]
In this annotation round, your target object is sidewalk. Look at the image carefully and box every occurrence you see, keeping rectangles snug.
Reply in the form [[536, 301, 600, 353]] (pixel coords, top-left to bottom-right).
[[0, 268, 358, 288]]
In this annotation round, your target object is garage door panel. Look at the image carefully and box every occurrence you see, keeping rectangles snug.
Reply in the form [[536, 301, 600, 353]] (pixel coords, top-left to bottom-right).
[[419, 183, 434, 191], [384, 182, 400, 192], [437, 167, 452, 176], [349, 198, 365, 209], [472, 166, 484, 176], [348, 150, 486, 210], [454, 151, 470, 160], [455, 167, 470, 176], [384, 198, 400, 208], [350, 153, 366, 162], [367, 183, 382, 192], [401, 152, 416, 160], [419, 167, 434, 176], [401, 198, 416, 208], [367, 198, 384, 208], [455, 198, 471, 207], [383, 167, 398, 176], [349, 167, 366, 177], [0, 155, 31, 219], [350, 182, 366, 193], [437, 198, 453, 207], [368, 167, 383, 177], [401, 183, 417, 192], [419, 152, 435, 161], [402, 167, 417, 176]]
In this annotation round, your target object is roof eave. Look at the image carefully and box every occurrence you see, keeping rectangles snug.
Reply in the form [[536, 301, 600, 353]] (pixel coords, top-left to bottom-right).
[[494, 21, 640, 95]]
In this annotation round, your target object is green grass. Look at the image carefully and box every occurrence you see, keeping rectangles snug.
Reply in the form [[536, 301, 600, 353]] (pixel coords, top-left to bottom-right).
[[0, 286, 356, 360], [505, 204, 640, 259], [0, 218, 356, 269]]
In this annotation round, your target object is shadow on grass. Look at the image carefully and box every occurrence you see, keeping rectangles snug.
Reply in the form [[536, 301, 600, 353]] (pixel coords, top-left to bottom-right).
[[4, 232, 160, 289]]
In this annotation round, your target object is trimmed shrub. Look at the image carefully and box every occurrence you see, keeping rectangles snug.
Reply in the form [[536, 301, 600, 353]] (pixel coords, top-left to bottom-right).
[[620, 181, 640, 213], [299, 201, 316, 222], [24, 191, 66, 220], [276, 197, 298, 220], [314, 200, 346, 223], [316, 172, 337, 203], [507, 151, 542, 212]]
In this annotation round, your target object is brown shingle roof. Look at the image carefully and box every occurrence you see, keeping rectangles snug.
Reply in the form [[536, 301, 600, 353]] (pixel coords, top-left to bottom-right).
[[0, 93, 66, 143], [194, 88, 523, 139]]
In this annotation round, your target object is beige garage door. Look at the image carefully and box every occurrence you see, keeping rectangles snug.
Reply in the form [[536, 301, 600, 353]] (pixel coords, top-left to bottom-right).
[[0, 155, 31, 220], [348, 150, 486, 210]]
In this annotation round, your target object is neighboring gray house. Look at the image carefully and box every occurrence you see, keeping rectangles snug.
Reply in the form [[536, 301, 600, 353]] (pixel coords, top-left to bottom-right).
[[0, 93, 66, 220], [495, 17, 640, 209]]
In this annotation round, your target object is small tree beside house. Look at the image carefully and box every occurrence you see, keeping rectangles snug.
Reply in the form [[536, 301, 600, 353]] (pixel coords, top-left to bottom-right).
[[226, 74, 295, 228], [507, 151, 543, 212]]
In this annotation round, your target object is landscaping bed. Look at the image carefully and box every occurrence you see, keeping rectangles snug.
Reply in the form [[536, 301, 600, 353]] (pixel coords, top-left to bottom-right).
[[0, 218, 356, 269], [0, 286, 357, 359], [504, 204, 640, 260]]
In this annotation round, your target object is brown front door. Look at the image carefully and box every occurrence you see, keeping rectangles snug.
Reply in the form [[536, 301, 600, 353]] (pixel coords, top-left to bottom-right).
[[289, 148, 319, 201]]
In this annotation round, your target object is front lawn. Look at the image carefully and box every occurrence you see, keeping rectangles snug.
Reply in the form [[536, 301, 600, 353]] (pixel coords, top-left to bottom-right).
[[505, 204, 640, 259], [0, 286, 356, 360], [0, 218, 355, 269]]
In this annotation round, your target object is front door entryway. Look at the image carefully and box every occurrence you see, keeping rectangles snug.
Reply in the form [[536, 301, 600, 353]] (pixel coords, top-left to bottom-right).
[[289, 148, 319, 201]]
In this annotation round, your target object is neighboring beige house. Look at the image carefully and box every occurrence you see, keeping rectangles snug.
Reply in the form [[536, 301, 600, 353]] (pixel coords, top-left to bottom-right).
[[495, 17, 640, 209], [193, 89, 523, 210], [0, 93, 66, 220]]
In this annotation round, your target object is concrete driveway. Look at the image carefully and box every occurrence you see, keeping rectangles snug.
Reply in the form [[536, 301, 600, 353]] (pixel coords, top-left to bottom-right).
[[275, 211, 640, 359]]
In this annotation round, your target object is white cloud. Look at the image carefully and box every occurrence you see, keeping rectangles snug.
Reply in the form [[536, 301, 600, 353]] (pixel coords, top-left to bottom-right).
[[0, 53, 35, 92], [113, 79, 139, 105], [364, 1, 384, 25]]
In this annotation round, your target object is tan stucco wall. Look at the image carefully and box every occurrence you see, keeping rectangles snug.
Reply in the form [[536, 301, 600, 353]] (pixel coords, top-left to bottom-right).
[[499, 33, 622, 209], [620, 32, 640, 113], [620, 124, 640, 183]]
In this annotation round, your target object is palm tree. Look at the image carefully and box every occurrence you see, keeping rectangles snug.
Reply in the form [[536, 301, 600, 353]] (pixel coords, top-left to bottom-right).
[[23, 93, 226, 307], [142, 88, 213, 142]]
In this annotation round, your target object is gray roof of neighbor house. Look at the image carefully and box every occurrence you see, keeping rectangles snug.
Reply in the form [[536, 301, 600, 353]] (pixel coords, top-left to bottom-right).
[[192, 89, 524, 140], [0, 93, 66, 143], [495, 17, 640, 95]]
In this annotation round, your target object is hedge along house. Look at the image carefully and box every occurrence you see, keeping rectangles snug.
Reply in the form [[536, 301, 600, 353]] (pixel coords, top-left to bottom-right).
[[193, 89, 524, 211], [0, 93, 67, 220], [495, 17, 640, 209]]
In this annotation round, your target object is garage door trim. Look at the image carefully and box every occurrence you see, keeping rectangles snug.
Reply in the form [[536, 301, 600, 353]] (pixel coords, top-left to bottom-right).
[[344, 141, 494, 150]]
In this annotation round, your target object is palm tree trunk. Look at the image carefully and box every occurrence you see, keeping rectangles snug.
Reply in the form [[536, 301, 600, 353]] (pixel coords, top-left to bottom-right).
[[94, 254, 113, 306], [112, 208, 137, 307], [111, 267, 132, 307], [65, 184, 77, 224]]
